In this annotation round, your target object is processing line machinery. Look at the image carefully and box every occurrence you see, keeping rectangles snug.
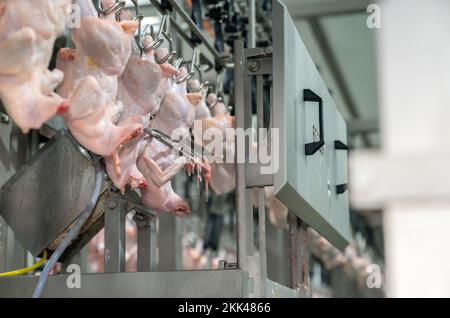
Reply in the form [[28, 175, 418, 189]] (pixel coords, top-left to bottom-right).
[[0, 0, 350, 298]]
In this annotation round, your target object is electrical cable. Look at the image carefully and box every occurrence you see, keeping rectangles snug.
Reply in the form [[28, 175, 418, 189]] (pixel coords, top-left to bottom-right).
[[0, 250, 47, 277], [31, 154, 103, 298]]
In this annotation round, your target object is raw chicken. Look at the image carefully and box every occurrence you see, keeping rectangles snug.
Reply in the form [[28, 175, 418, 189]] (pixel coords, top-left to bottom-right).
[[190, 79, 211, 120], [0, 0, 71, 133], [151, 47, 180, 109], [56, 2, 142, 158], [104, 36, 165, 192], [194, 93, 236, 195], [137, 68, 206, 215]]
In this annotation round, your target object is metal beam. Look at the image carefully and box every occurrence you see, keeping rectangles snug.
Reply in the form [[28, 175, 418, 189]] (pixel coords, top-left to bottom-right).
[[104, 194, 127, 273], [0, 270, 246, 298], [286, 0, 371, 19]]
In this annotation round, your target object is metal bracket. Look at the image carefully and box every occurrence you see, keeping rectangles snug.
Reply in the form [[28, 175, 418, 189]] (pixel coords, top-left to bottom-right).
[[246, 53, 273, 76]]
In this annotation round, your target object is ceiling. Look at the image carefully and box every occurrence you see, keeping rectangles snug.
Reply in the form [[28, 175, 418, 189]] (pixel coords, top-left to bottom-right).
[[283, 0, 379, 147]]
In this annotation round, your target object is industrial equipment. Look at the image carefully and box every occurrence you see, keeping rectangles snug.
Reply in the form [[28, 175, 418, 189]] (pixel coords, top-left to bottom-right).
[[0, 0, 350, 298]]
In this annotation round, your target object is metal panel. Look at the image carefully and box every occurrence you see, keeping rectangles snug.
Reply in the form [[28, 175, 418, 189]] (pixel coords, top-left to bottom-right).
[[134, 212, 157, 272], [104, 195, 127, 273], [0, 130, 98, 256], [272, 0, 350, 250], [0, 270, 246, 298]]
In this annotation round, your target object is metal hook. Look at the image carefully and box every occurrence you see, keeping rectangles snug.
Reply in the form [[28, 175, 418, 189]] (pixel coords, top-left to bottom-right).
[[174, 58, 183, 69], [191, 81, 213, 94], [132, 15, 144, 22], [159, 15, 178, 55], [0, 112, 10, 125], [155, 50, 177, 64], [208, 96, 223, 109], [143, 128, 209, 162], [174, 72, 195, 84], [194, 63, 204, 84], [130, 0, 143, 21], [215, 72, 224, 96], [173, 48, 197, 84], [95, 0, 126, 17], [140, 24, 164, 52], [172, 58, 195, 84], [130, 1, 164, 54]]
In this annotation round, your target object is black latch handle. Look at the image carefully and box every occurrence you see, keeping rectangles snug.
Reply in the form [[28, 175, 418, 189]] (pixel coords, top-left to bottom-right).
[[304, 89, 324, 156], [334, 140, 349, 195]]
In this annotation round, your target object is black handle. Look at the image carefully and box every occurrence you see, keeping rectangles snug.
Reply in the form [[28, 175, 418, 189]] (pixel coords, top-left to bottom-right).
[[304, 89, 324, 156], [334, 140, 349, 195]]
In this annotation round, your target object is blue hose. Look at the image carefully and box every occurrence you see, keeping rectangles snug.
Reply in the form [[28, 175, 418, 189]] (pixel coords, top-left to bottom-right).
[[32, 155, 103, 298]]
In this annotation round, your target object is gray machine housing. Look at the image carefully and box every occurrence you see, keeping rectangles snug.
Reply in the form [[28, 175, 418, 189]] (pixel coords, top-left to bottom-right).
[[272, 1, 351, 250], [0, 130, 104, 257]]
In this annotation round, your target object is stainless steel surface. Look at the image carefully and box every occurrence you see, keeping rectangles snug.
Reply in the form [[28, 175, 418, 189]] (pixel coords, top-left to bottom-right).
[[257, 188, 267, 297], [244, 53, 273, 188], [272, 0, 350, 250], [157, 213, 183, 271], [134, 212, 157, 272], [234, 40, 249, 273], [0, 217, 6, 272], [266, 218, 290, 287], [266, 279, 308, 298], [0, 130, 97, 257], [0, 119, 37, 271], [0, 270, 246, 298], [104, 194, 127, 273], [248, 0, 256, 48]]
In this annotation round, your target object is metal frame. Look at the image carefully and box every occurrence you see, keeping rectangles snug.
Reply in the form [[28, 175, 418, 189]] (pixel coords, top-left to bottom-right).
[[0, 0, 315, 298], [272, 1, 351, 250], [234, 37, 310, 297]]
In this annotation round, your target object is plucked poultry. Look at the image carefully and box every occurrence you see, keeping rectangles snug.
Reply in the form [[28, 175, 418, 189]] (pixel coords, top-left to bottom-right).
[[137, 68, 207, 215], [152, 47, 180, 109], [104, 36, 178, 192], [193, 93, 236, 195], [0, 0, 71, 133], [190, 79, 211, 120], [56, 0, 142, 159]]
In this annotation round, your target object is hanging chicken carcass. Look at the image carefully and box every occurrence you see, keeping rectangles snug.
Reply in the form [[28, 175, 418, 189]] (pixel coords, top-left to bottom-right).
[[137, 67, 208, 215], [104, 36, 179, 192], [192, 91, 236, 195], [56, 0, 142, 159], [0, 0, 71, 133]]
